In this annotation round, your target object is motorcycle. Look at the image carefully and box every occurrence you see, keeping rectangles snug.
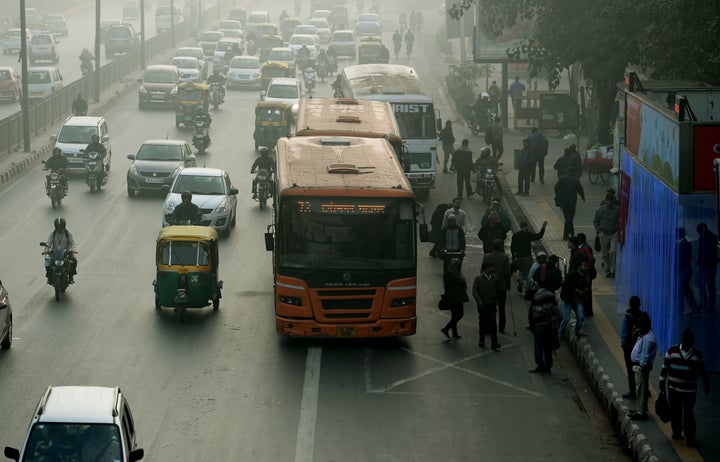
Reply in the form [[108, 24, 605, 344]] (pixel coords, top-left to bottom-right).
[[210, 82, 224, 110], [303, 68, 316, 95], [84, 151, 107, 192], [254, 168, 272, 209], [80, 59, 93, 76], [333, 84, 345, 98], [43, 165, 67, 209], [40, 244, 74, 301], [317, 60, 327, 82], [192, 116, 211, 154], [476, 168, 498, 204], [468, 107, 495, 135]]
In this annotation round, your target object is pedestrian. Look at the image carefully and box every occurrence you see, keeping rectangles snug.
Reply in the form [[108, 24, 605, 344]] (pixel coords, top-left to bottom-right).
[[516, 138, 532, 196], [676, 227, 699, 314], [620, 296, 643, 400], [428, 201, 452, 257], [440, 258, 470, 340], [451, 139, 475, 198], [554, 168, 585, 240], [696, 222, 718, 313], [527, 251, 548, 291], [576, 233, 597, 316], [629, 311, 657, 420], [568, 144, 583, 179], [508, 76, 526, 110], [477, 211, 509, 254], [480, 198, 511, 229], [482, 239, 511, 333], [528, 127, 549, 184], [439, 214, 466, 274], [437, 120, 455, 173], [473, 262, 501, 350], [485, 117, 504, 159], [558, 258, 589, 340], [441, 197, 468, 230], [510, 220, 548, 293], [487, 80, 500, 114], [593, 193, 619, 278], [553, 146, 582, 179], [658, 328, 710, 446], [533, 254, 563, 294], [527, 283, 561, 374]]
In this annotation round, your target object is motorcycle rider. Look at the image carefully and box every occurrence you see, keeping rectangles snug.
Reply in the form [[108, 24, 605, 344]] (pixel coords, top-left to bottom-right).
[[404, 28, 415, 57], [296, 44, 311, 70], [45, 217, 77, 284], [316, 49, 329, 78], [207, 69, 227, 99], [45, 147, 69, 193], [279, 9, 289, 23], [251, 147, 276, 199], [72, 93, 88, 116], [83, 134, 107, 179], [379, 43, 390, 63], [192, 105, 212, 147], [222, 42, 241, 69], [79, 48, 93, 74], [169, 191, 201, 224], [392, 30, 402, 58], [303, 63, 316, 93], [331, 74, 344, 98], [472, 92, 492, 131], [474, 146, 503, 194]]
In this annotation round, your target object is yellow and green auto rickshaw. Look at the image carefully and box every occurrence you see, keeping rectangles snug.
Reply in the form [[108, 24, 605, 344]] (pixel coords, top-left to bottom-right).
[[175, 81, 210, 128], [254, 101, 293, 151], [281, 18, 301, 42], [153, 225, 223, 322], [260, 61, 291, 92], [358, 36, 388, 64], [259, 35, 284, 62]]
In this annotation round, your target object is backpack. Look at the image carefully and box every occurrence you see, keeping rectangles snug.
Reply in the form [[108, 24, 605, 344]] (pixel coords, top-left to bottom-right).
[[531, 289, 558, 324]]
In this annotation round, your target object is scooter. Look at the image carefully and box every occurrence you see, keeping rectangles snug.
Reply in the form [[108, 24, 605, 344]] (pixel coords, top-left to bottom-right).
[[40, 243, 74, 301], [84, 151, 107, 192]]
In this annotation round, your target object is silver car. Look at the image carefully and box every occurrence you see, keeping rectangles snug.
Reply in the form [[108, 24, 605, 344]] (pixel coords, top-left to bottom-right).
[[226, 56, 261, 89], [127, 139, 195, 197]]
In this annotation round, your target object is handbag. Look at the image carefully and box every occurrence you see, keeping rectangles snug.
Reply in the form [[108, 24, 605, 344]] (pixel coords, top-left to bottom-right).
[[437, 294, 451, 310], [594, 235, 601, 252], [655, 392, 671, 423]]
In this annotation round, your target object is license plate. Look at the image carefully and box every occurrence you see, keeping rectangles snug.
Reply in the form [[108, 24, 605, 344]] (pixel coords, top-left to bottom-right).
[[69, 158, 84, 164], [151, 94, 165, 100], [336, 326, 357, 337], [145, 177, 165, 184]]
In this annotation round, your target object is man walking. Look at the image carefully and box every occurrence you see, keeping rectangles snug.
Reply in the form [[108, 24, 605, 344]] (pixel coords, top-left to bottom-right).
[[516, 138, 532, 196], [485, 117, 504, 159], [477, 211, 509, 254], [593, 193, 619, 278], [659, 328, 710, 446], [451, 139, 475, 198], [528, 283, 560, 374], [696, 222, 718, 313], [487, 80, 500, 115], [508, 76, 525, 109], [554, 168, 585, 240], [576, 233, 597, 316], [438, 120, 455, 173], [510, 220, 548, 293], [629, 312, 657, 420], [620, 296, 643, 400], [441, 197, 467, 230], [528, 127, 549, 184], [473, 262, 500, 351], [482, 239, 510, 333]]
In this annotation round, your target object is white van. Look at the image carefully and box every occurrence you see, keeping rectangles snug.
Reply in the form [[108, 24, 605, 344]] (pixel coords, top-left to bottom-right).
[[25, 67, 64, 99]]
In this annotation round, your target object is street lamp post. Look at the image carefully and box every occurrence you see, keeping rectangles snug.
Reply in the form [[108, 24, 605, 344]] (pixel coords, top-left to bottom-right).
[[94, 0, 101, 102], [140, 0, 146, 68], [170, 0, 175, 48], [19, 0, 30, 151]]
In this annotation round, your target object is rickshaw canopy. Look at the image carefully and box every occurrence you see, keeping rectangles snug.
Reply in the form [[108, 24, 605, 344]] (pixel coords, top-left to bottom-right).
[[257, 24, 280, 39], [281, 18, 302, 40], [255, 101, 292, 122], [157, 225, 218, 243], [260, 35, 284, 51], [176, 82, 210, 105], [261, 61, 291, 78]]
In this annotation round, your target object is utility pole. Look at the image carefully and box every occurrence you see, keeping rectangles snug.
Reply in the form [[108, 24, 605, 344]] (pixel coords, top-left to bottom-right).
[[170, 0, 176, 48], [140, 0, 146, 69], [94, 0, 100, 102], [458, 9, 465, 63], [19, 0, 30, 151]]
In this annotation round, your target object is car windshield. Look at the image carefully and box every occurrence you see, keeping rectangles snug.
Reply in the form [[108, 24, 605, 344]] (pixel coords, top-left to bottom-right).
[[136, 144, 182, 161], [216, 42, 236, 51], [160, 241, 209, 266], [143, 70, 176, 83], [176, 49, 203, 59], [172, 58, 197, 69], [32, 35, 52, 44], [295, 26, 315, 34], [231, 58, 258, 69], [172, 174, 226, 195], [267, 84, 298, 99], [289, 36, 313, 45], [57, 125, 97, 143], [27, 71, 51, 84], [248, 13, 267, 23], [309, 20, 328, 29], [24, 423, 121, 462], [358, 14, 378, 22], [107, 28, 131, 39], [220, 21, 240, 29], [200, 32, 222, 42], [334, 33, 353, 41], [268, 50, 293, 60]]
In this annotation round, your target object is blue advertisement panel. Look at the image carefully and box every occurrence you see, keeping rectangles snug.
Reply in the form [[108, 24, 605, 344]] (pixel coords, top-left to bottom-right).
[[637, 104, 680, 189]]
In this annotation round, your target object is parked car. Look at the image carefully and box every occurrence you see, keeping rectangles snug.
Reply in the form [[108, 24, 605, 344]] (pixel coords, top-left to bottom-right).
[[266, 47, 296, 75], [105, 23, 139, 58], [137, 64, 179, 109], [355, 13, 382, 37], [308, 18, 331, 44], [329, 29, 356, 59], [162, 167, 239, 236], [0, 66, 20, 102], [171, 56, 201, 82], [50, 116, 112, 173], [226, 55, 261, 89], [287, 34, 319, 59], [2, 28, 31, 55], [4, 386, 144, 462], [197, 30, 224, 57], [0, 279, 12, 350], [24, 66, 64, 99], [29, 33, 59, 64], [127, 139, 196, 197], [174, 47, 207, 79], [218, 19, 244, 38]]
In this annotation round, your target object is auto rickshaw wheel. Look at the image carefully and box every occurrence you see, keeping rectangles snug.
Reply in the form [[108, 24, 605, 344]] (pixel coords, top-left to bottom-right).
[[154, 294, 160, 311]]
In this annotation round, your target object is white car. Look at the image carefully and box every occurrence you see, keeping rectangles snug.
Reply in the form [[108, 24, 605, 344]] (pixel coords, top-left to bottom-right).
[[174, 47, 207, 79], [171, 56, 201, 82], [287, 34, 319, 59], [262, 77, 301, 114], [2, 28, 31, 55], [213, 38, 243, 67], [293, 24, 318, 39], [218, 19, 243, 38], [308, 18, 331, 44], [226, 55, 261, 89], [162, 167, 239, 237], [29, 33, 59, 64]]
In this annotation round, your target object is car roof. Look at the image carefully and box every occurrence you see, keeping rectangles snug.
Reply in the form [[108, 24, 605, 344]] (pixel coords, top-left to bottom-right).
[[269, 77, 299, 86], [63, 116, 104, 126], [142, 139, 187, 146], [172, 56, 198, 62], [146, 64, 178, 71], [218, 38, 242, 43], [38, 386, 118, 424], [231, 55, 259, 62], [270, 47, 293, 53], [177, 167, 224, 176], [177, 46, 203, 51]]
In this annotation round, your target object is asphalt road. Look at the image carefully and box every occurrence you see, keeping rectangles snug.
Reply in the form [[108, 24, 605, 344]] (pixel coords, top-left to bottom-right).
[[0, 2, 630, 461]]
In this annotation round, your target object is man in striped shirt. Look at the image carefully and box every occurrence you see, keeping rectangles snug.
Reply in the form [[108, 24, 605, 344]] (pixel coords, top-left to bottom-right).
[[659, 329, 710, 447]]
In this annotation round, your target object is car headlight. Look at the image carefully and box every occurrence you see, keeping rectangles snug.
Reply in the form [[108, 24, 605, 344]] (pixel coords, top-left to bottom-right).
[[139, 85, 147, 94], [128, 164, 137, 176], [214, 199, 228, 214]]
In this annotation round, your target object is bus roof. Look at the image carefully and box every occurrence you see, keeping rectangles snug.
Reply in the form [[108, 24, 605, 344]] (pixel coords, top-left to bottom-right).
[[275, 136, 413, 196], [342, 64, 431, 99], [294, 98, 402, 142]]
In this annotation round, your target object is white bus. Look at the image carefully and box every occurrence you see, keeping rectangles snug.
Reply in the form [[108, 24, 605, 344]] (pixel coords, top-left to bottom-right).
[[340, 64, 440, 198]]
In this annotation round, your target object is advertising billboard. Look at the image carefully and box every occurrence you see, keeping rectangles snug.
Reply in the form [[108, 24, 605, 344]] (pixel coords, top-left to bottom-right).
[[692, 125, 720, 192]]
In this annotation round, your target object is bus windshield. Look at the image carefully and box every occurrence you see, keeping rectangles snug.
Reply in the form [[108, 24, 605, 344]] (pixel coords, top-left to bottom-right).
[[393, 108, 436, 139], [277, 197, 415, 271]]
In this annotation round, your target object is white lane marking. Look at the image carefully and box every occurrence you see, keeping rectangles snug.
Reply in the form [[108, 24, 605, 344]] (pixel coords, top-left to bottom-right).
[[295, 346, 322, 462]]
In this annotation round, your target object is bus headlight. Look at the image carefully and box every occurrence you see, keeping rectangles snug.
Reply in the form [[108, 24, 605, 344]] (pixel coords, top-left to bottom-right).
[[391, 297, 414, 307], [279, 295, 303, 306]]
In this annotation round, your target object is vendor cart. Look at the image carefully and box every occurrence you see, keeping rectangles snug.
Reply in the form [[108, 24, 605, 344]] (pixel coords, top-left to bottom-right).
[[583, 157, 613, 184]]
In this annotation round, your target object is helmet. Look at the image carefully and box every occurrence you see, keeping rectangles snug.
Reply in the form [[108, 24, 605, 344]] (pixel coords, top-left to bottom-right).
[[91, 134, 100, 143], [181, 190, 192, 201], [52, 147, 62, 156], [54, 217, 66, 231], [259, 147, 269, 156], [480, 147, 491, 157]]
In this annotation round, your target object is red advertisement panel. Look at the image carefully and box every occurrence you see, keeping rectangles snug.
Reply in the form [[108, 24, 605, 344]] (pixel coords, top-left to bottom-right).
[[618, 171, 631, 246], [625, 94, 641, 157], [693, 125, 720, 192]]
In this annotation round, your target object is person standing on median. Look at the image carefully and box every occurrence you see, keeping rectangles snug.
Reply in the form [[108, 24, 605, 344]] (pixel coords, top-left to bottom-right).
[[437, 120, 455, 173], [451, 139, 475, 199], [473, 261, 501, 351], [620, 296, 643, 400], [482, 239, 511, 333], [629, 312, 657, 420], [593, 193, 619, 278], [658, 328, 710, 447], [554, 167, 585, 240]]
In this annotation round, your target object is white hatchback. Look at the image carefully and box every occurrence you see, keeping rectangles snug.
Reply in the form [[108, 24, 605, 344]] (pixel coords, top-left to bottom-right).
[[171, 56, 201, 82], [262, 77, 301, 114], [287, 34, 319, 59]]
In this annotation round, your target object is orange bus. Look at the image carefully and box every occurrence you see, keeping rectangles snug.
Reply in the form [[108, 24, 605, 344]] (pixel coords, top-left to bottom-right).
[[265, 135, 418, 338]]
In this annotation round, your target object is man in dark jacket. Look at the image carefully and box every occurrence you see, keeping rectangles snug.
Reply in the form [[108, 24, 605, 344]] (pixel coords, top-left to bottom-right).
[[439, 214, 466, 274], [510, 220, 547, 293], [477, 211, 508, 253], [576, 233, 597, 316], [428, 201, 452, 257], [482, 239, 510, 333], [554, 169, 585, 240], [558, 259, 589, 339], [593, 193, 619, 278], [528, 127, 549, 184], [620, 296, 643, 399], [527, 284, 560, 374], [485, 117, 504, 159], [451, 139, 475, 198], [473, 261, 500, 350], [516, 138, 532, 196], [438, 120, 455, 173]]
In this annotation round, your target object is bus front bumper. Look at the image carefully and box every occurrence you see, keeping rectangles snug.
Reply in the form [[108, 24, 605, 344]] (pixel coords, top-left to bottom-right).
[[276, 317, 417, 338]]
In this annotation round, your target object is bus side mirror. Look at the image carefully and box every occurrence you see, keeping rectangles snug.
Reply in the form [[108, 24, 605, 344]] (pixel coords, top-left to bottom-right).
[[264, 232, 274, 251]]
